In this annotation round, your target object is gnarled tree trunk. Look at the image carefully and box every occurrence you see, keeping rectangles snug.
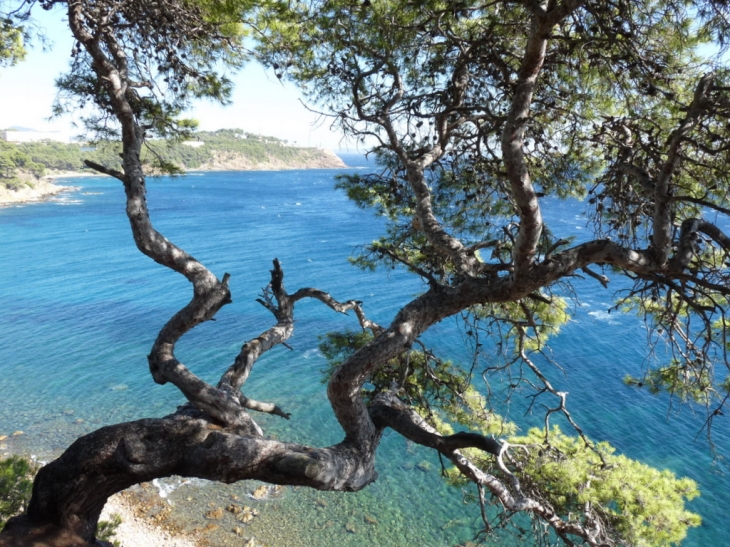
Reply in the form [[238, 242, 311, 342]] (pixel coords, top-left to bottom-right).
[[4, 2, 729, 547]]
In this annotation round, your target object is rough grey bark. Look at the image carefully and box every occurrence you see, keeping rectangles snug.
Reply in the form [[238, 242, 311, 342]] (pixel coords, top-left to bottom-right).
[[4, 1, 730, 546]]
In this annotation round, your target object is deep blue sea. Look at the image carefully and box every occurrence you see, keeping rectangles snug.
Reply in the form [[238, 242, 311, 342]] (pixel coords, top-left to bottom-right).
[[0, 156, 727, 546]]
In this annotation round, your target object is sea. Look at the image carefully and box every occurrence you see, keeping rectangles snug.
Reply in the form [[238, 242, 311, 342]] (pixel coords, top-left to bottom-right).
[[0, 154, 727, 547]]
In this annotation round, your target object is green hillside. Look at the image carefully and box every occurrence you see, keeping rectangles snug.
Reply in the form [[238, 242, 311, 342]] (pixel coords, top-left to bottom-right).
[[0, 129, 342, 189]]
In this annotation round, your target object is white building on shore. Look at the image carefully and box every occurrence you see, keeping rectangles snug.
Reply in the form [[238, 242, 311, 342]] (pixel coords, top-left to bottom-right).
[[2, 130, 71, 144]]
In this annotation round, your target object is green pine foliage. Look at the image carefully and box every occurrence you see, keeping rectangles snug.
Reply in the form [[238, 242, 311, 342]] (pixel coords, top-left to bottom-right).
[[0, 455, 121, 543], [0, 17, 25, 68], [507, 427, 701, 547], [321, 330, 701, 546], [442, 426, 701, 547], [0, 456, 36, 531], [319, 330, 516, 436], [96, 513, 122, 547]]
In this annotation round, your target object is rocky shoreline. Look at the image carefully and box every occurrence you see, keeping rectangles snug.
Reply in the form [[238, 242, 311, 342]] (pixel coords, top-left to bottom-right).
[[0, 176, 81, 206], [101, 491, 198, 547], [0, 152, 347, 206], [97, 481, 290, 547]]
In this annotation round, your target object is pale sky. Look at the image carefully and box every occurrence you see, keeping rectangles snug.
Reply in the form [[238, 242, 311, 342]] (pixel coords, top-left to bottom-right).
[[0, 7, 354, 150]]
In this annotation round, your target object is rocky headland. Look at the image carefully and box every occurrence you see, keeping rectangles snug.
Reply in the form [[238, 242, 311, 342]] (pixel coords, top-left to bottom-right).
[[0, 149, 347, 206], [195, 148, 346, 171], [0, 176, 80, 206]]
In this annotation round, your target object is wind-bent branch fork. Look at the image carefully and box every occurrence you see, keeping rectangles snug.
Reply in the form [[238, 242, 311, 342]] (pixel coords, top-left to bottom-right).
[[508, 4, 590, 276], [401, 45, 484, 276], [8, 2, 722, 547], [353, 38, 483, 275], [369, 391, 501, 456], [218, 259, 293, 396], [370, 63, 473, 273], [407, 158, 481, 274], [325, 237, 658, 451], [367, 391, 606, 546], [217, 260, 384, 423], [67, 0, 254, 430], [500, 1, 586, 280]]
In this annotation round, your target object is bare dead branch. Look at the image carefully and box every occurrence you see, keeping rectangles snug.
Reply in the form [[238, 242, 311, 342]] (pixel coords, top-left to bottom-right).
[[581, 266, 610, 288], [672, 194, 730, 216], [369, 391, 501, 456], [83, 159, 124, 180]]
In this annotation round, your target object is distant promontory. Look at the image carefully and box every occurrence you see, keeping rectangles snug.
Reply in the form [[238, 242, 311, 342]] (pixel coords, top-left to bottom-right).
[[0, 129, 347, 204], [152, 129, 347, 171]]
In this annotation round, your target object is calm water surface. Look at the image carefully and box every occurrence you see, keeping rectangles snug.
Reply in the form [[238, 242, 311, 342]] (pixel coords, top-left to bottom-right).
[[0, 157, 726, 546]]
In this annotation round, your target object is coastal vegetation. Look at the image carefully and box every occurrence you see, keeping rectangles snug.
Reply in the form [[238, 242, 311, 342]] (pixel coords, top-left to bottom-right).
[[1, 0, 730, 547], [0, 455, 121, 544], [0, 17, 24, 68], [0, 129, 341, 189], [0, 456, 35, 532]]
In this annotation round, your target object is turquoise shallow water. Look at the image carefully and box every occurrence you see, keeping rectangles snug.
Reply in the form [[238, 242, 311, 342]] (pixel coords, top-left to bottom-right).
[[0, 159, 727, 546]]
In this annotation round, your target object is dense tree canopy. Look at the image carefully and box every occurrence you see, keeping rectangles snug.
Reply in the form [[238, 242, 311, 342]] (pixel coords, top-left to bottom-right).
[[259, 0, 730, 412], [1, 1, 730, 546]]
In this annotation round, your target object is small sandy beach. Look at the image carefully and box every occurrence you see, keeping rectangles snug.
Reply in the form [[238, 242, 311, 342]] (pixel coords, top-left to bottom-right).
[[101, 492, 199, 547]]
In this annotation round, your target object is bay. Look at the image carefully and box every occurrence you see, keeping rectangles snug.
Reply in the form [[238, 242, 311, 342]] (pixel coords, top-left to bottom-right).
[[0, 158, 726, 546]]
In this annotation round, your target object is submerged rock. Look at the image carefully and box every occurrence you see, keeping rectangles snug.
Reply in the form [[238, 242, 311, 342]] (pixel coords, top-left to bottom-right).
[[227, 503, 243, 515], [416, 460, 431, 472], [364, 514, 378, 525], [237, 512, 254, 524], [235, 506, 258, 524], [204, 507, 224, 520], [251, 485, 268, 499]]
